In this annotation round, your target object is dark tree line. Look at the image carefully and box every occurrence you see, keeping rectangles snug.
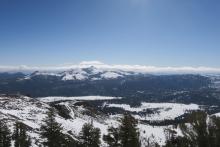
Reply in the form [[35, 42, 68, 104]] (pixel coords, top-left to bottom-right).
[[0, 121, 11, 147], [13, 122, 31, 147], [0, 121, 31, 147]]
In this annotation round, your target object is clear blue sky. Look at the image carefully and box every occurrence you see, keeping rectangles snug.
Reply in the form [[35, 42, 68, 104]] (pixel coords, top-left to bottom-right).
[[0, 0, 219, 67]]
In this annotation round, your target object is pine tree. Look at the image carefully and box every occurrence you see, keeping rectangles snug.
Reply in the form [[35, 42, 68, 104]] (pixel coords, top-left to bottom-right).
[[164, 128, 191, 147], [164, 111, 220, 147], [0, 121, 11, 147], [103, 126, 120, 147], [180, 111, 209, 147], [79, 122, 101, 147], [40, 108, 66, 147], [119, 113, 140, 147], [210, 116, 220, 147], [164, 128, 177, 147], [13, 122, 31, 147]]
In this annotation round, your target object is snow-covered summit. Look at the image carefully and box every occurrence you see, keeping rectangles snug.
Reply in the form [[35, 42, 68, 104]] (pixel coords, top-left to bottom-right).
[[23, 65, 220, 81], [25, 66, 134, 81]]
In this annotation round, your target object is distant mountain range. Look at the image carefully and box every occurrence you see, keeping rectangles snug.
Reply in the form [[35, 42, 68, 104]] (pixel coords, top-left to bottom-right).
[[0, 65, 220, 107], [24, 66, 137, 81], [1, 63, 220, 146]]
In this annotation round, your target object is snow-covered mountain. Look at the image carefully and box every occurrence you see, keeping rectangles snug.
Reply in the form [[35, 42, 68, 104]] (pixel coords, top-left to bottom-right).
[[24, 66, 137, 81], [1, 71, 219, 106], [59, 67, 129, 81], [18, 62, 220, 82], [0, 94, 209, 147]]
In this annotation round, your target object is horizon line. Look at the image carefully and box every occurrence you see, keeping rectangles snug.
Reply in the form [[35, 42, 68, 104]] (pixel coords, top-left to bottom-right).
[[0, 61, 220, 74]]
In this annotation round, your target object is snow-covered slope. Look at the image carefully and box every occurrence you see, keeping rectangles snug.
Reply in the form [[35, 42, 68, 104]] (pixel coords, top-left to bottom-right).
[[107, 103, 200, 121], [0, 95, 117, 146], [0, 95, 195, 146], [0, 96, 48, 147], [60, 68, 90, 80], [24, 71, 61, 79], [38, 96, 122, 102]]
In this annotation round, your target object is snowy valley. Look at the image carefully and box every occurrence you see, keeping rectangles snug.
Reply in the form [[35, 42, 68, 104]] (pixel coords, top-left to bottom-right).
[[1, 94, 220, 146]]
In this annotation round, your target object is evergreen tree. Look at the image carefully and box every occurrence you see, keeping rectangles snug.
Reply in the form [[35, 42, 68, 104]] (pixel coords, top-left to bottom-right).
[[180, 111, 209, 147], [40, 108, 66, 147], [164, 111, 220, 147], [210, 116, 220, 147], [119, 113, 140, 147], [164, 128, 177, 147], [13, 122, 31, 147], [205, 115, 220, 147], [0, 121, 11, 147], [164, 128, 191, 147], [79, 122, 101, 147], [103, 126, 120, 147]]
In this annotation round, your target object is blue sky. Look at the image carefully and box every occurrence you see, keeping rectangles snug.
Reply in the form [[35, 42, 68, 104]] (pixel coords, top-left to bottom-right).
[[0, 0, 219, 67]]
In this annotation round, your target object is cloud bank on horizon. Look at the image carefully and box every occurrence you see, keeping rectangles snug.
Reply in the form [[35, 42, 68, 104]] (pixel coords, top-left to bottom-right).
[[0, 61, 220, 74]]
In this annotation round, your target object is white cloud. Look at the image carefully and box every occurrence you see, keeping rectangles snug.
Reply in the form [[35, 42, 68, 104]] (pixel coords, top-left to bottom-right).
[[0, 61, 220, 74], [79, 61, 104, 65]]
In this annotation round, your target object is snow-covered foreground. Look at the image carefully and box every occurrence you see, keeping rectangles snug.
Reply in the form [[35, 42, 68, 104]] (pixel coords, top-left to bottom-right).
[[0, 96, 118, 146], [107, 102, 200, 121], [38, 96, 122, 102], [0, 96, 48, 147], [0, 95, 209, 147]]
